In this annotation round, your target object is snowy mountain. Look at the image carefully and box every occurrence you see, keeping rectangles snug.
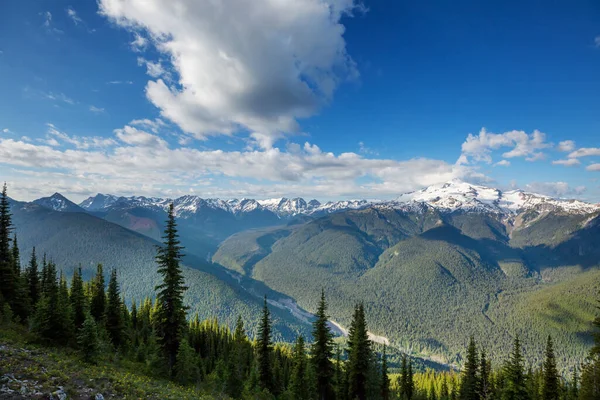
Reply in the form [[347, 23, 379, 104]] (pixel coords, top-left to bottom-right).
[[74, 180, 600, 220], [33, 193, 85, 213]]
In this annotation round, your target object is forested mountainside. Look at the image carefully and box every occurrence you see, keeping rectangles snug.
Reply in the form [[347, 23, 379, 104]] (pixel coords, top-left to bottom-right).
[[2, 183, 600, 400]]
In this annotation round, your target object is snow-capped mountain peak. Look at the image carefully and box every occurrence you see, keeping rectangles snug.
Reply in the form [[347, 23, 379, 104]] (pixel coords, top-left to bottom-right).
[[33, 193, 84, 213]]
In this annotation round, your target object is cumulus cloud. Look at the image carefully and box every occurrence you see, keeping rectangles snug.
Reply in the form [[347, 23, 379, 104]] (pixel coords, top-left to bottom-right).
[[586, 164, 600, 172], [99, 0, 362, 148], [89, 105, 105, 113], [552, 158, 580, 167], [459, 128, 551, 164], [137, 57, 167, 78], [557, 140, 576, 152], [0, 127, 484, 201], [45, 123, 116, 149], [494, 160, 510, 167], [568, 148, 600, 158], [524, 182, 586, 198]]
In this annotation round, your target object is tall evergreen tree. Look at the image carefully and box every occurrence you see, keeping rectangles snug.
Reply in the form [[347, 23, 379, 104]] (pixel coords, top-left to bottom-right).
[[460, 336, 480, 400], [173, 340, 199, 385], [311, 289, 334, 400], [256, 295, 273, 392], [580, 296, 600, 400], [290, 335, 309, 399], [347, 302, 371, 400], [77, 313, 100, 363], [24, 247, 40, 309], [11, 234, 20, 275], [70, 267, 87, 329], [502, 336, 529, 400], [90, 264, 106, 322], [227, 316, 251, 398], [440, 375, 450, 400], [407, 359, 414, 400], [10, 234, 29, 321], [541, 336, 559, 400], [569, 367, 578, 400], [106, 269, 124, 348], [154, 203, 188, 372], [334, 345, 347, 400], [480, 349, 492, 400], [380, 346, 391, 400], [0, 183, 15, 309]]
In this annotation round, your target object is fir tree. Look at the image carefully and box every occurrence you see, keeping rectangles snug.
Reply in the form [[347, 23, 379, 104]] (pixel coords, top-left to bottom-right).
[[174, 340, 199, 385], [106, 269, 124, 348], [77, 313, 100, 363], [460, 336, 480, 400], [70, 267, 87, 329], [481, 349, 492, 400], [334, 345, 347, 400], [541, 336, 559, 400], [502, 336, 529, 400], [90, 264, 106, 322], [311, 289, 334, 400], [347, 302, 371, 400], [227, 316, 251, 398], [154, 203, 188, 372], [569, 367, 578, 400], [11, 234, 19, 275], [441, 375, 449, 400], [407, 359, 414, 400], [10, 234, 29, 322], [24, 247, 40, 309], [380, 346, 391, 400], [580, 296, 600, 400], [257, 295, 273, 392], [0, 183, 15, 309], [290, 335, 309, 399]]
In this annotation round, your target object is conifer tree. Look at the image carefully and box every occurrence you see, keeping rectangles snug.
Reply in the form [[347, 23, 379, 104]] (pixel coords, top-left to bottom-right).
[[10, 234, 29, 321], [106, 269, 124, 348], [311, 289, 334, 400], [227, 316, 251, 398], [24, 247, 40, 309], [380, 346, 391, 400], [399, 354, 409, 400], [0, 183, 15, 309], [58, 270, 74, 341], [11, 234, 19, 275], [347, 302, 371, 400], [290, 335, 309, 399], [70, 267, 87, 329], [440, 375, 449, 400], [334, 345, 347, 400], [77, 313, 100, 363], [407, 360, 414, 400], [90, 264, 106, 322], [502, 336, 529, 400], [541, 336, 559, 400], [460, 336, 480, 400], [257, 295, 273, 392], [154, 203, 188, 372], [580, 297, 600, 400], [174, 340, 199, 385], [569, 367, 578, 400], [430, 383, 438, 400], [480, 349, 492, 400]]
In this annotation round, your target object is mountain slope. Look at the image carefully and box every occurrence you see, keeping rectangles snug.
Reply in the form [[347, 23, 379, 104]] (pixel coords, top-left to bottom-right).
[[33, 193, 85, 213], [10, 202, 310, 340]]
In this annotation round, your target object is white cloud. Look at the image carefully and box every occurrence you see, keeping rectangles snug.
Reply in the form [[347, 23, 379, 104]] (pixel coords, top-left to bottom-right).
[[358, 141, 378, 155], [66, 7, 83, 25], [568, 148, 600, 158], [39, 11, 64, 35], [137, 57, 166, 78], [42, 91, 75, 105], [586, 164, 600, 172], [2, 128, 14, 135], [129, 118, 166, 133], [552, 158, 580, 167], [459, 128, 551, 164], [89, 105, 105, 113], [99, 0, 362, 148], [494, 160, 510, 167], [130, 33, 147, 52], [0, 129, 484, 201], [557, 140, 575, 152], [524, 182, 586, 198], [45, 123, 116, 149]]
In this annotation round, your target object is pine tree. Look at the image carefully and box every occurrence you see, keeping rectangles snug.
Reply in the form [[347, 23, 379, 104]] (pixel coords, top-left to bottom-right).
[[90, 264, 106, 322], [11, 234, 20, 275], [24, 247, 40, 309], [311, 289, 334, 400], [257, 295, 273, 392], [70, 267, 87, 329], [0, 183, 16, 310], [290, 335, 309, 399], [460, 336, 480, 400], [541, 336, 559, 400], [441, 374, 450, 400], [58, 270, 74, 342], [227, 316, 251, 398], [399, 354, 409, 400], [347, 302, 371, 400], [569, 367, 578, 400], [334, 345, 347, 400], [174, 340, 199, 385], [105, 269, 124, 348], [502, 336, 529, 400], [77, 313, 100, 363], [380, 346, 391, 400], [407, 360, 414, 400], [154, 203, 188, 373], [10, 234, 29, 322], [580, 296, 600, 400], [481, 349, 492, 400]]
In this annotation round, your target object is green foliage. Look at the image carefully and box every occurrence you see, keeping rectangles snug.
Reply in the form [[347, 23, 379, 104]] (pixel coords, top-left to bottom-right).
[[70, 267, 87, 329], [78, 313, 100, 363], [90, 263, 106, 322], [501, 336, 529, 400], [541, 336, 559, 400], [257, 296, 273, 392], [347, 302, 371, 400], [106, 268, 124, 348], [174, 340, 200, 385], [459, 336, 480, 400], [289, 335, 310, 399], [311, 289, 334, 400]]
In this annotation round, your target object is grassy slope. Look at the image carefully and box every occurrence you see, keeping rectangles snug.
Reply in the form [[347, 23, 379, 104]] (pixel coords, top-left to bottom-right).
[[0, 325, 216, 399]]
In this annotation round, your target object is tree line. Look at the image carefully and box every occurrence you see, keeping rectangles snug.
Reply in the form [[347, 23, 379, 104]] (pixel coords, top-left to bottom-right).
[[1, 183, 599, 399]]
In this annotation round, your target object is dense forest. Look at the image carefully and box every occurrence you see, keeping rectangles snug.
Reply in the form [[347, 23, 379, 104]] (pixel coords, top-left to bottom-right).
[[1, 183, 600, 400]]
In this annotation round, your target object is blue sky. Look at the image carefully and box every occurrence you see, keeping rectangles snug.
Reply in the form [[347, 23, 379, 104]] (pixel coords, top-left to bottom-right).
[[0, 0, 599, 202]]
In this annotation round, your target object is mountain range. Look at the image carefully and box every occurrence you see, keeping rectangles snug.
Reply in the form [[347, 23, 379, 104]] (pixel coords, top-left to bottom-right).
[[10, 180, 600, 370]]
